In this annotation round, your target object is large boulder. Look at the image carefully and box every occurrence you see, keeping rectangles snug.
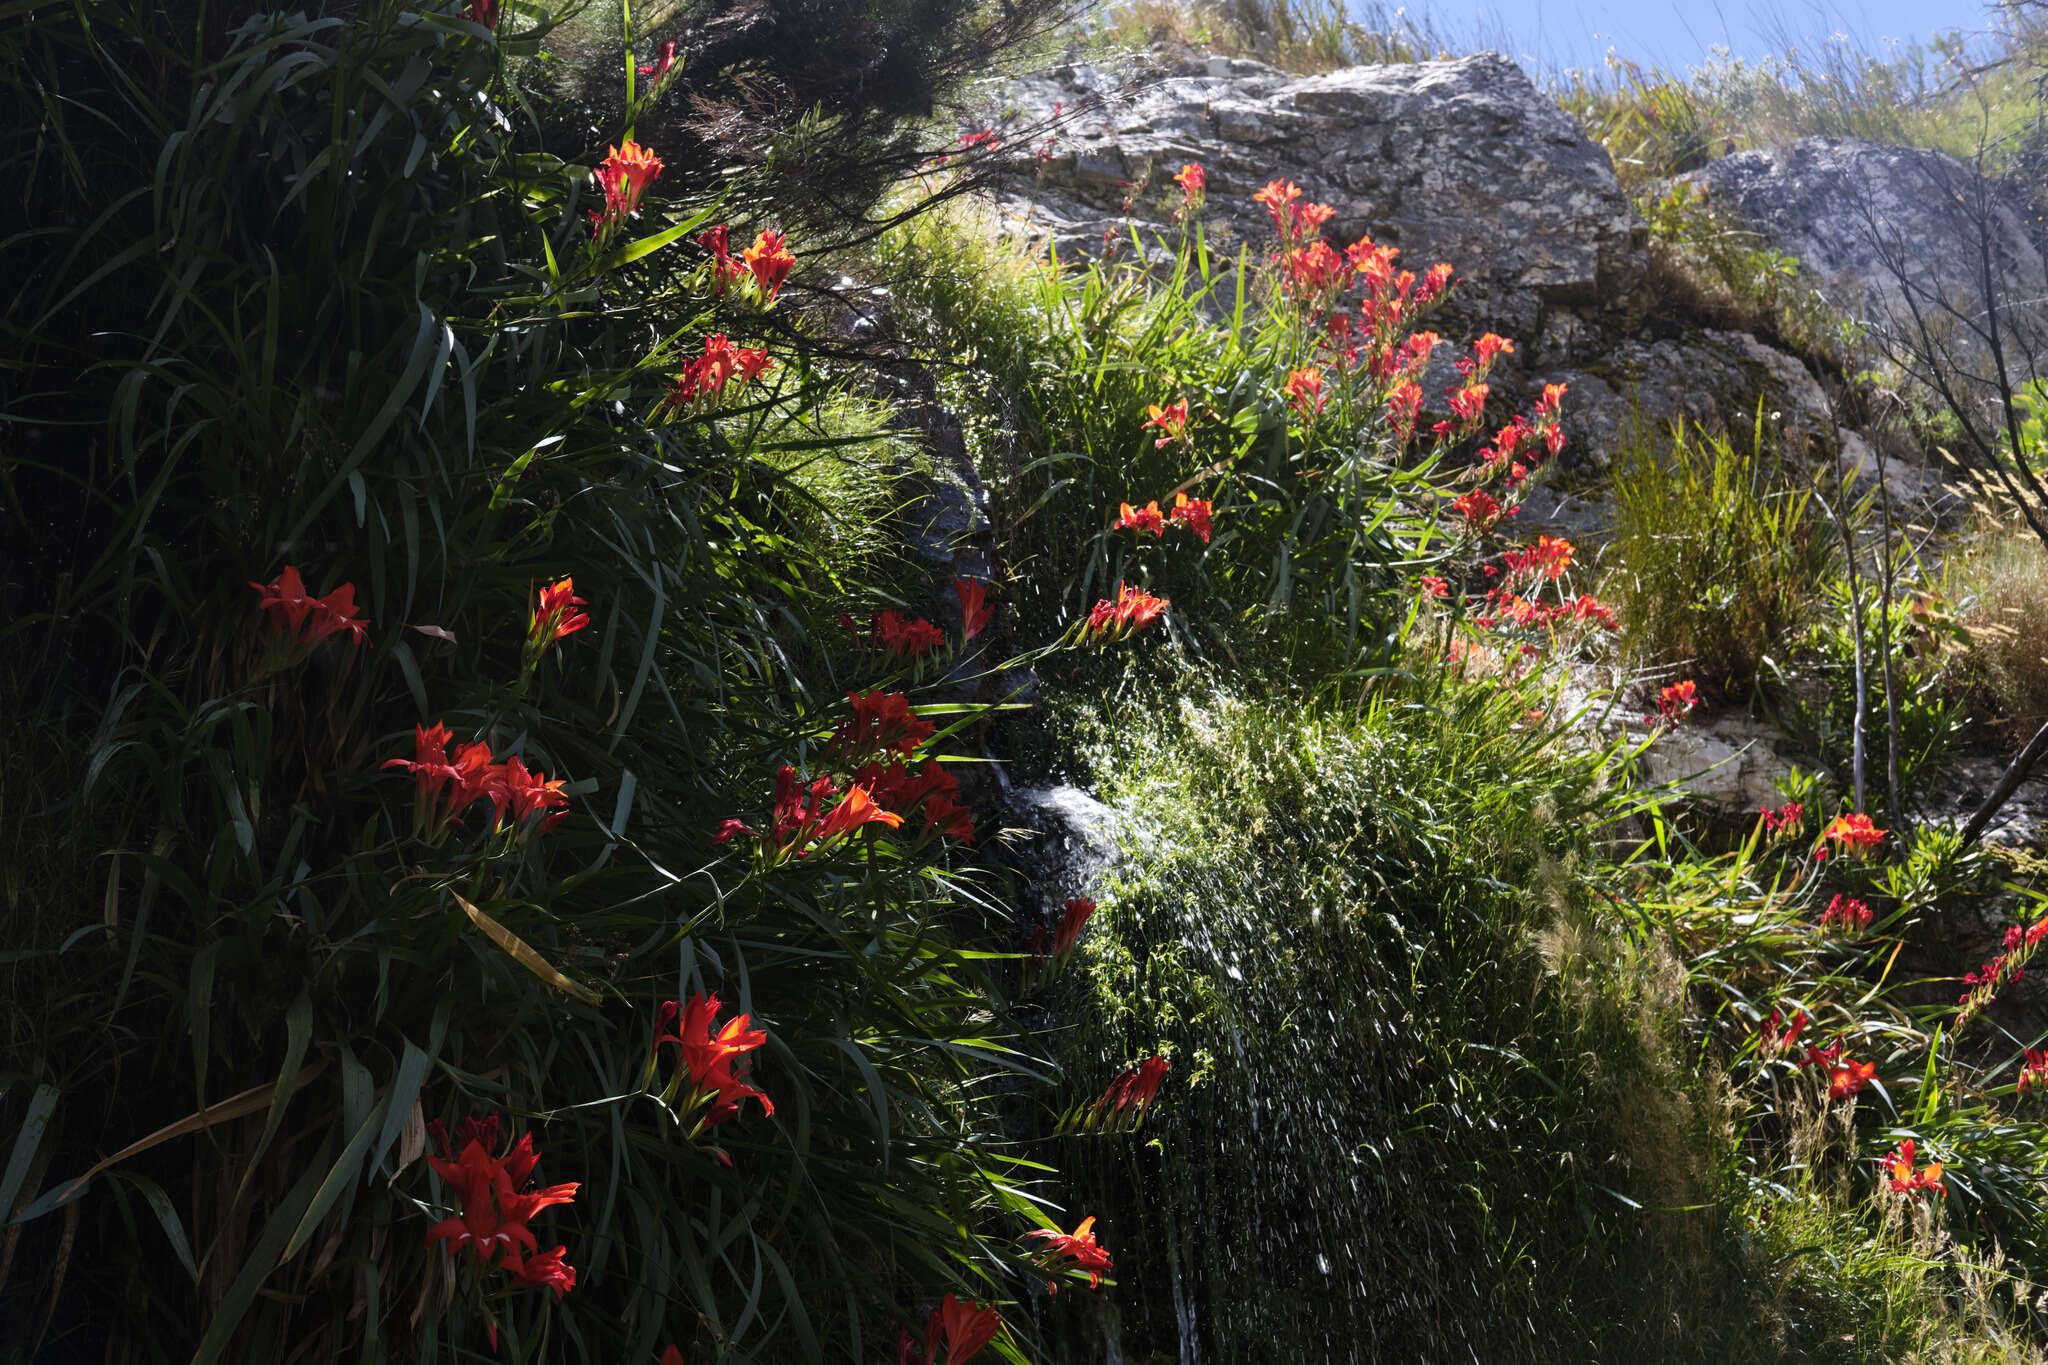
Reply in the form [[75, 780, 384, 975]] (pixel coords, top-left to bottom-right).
[[1679, 137, 2048, 391], [987, 52, 1651, 357]]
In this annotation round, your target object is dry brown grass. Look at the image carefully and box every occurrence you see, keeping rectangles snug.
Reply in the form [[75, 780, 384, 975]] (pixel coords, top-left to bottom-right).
[[1948, 517, 2048, 744]]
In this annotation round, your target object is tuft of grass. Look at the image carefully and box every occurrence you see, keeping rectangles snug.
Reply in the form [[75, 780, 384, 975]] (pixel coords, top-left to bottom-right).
[[1082, 0, 1461, 73], [1948, 517, 2048, 744], [1603, 420, 1836, 699]]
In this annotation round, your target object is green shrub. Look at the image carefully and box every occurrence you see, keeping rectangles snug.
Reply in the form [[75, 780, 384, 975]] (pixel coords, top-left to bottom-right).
[[1605, 421, 1836, 698]]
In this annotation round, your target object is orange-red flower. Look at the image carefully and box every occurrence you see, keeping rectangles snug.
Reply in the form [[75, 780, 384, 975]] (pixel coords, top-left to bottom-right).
[[1820, 812, 1886, 855], [1284, 366, 1325, 419], [1083, 584, 1169, 642], [463, 0, 499, 28], [1472, 332, 1515, 369], [663, 333, 775, 410], [425, 1126, 579, 1276], [1654, 680, 1698, 723], [594, 140, 662, 228], [1386, 380, 1424, 442], [834, 690, 934, 760], [859, 760, 974, 844], [809, 784, 904, 846], [1283, 242, 1347, 300], [655, 991, 775, 1125], [1450, 488, 1501, 532], [1881, 1139, 1946, 1195], [251, 565, 371, 646], [1168, 492, 1212, 543], [1116, 500, 1165, 537], [1173, 161, 1206, 206], [699, 224, 748, 292], [383, 726, 567, 839], [1447, 382, 1490, 425], [1026, 1215, 1113, 1290], [742, 229, 796, 300], [527, 576, 588, 665], [1143, 400, 1189, 448], [1564, 594, 1619, 631], [954, 577, 991, 640], [1253, 179, 1302, 236], [924, 1294, 1001, 1365]]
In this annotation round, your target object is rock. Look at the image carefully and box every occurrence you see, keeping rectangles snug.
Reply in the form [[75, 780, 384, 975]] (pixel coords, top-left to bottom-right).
[[1637, 712, 1799, 811], [1938, 754, 2048, 848], [1679, 137, 2048, 399], [1541, 328, 1837, 471], [985, 52, 1650, 350]]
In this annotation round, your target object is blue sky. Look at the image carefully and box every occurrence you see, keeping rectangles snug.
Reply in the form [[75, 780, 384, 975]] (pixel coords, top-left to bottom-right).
[[1387, 0, 2000, 75]]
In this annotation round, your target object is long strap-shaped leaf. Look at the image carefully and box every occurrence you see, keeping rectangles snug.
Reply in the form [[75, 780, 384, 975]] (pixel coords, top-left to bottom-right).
[[9, 1063, 325, 1226], [452, 890, 600, 1004]]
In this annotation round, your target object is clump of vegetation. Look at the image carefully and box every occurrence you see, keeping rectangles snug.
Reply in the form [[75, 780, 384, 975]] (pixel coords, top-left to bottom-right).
[[1604, 421, 1836, 699], [1948, 519, 2048, 744]]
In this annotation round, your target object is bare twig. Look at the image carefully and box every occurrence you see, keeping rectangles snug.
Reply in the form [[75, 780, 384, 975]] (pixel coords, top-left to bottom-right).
[[1961, 718, 2048, 844]]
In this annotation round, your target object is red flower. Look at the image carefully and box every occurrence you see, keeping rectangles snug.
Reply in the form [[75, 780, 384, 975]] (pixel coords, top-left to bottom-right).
[[655, 992, 775, 1125], [1827, 1056, 1876, 1100], [1116, 500, 1165, 537], [527, 576, 589, 665], [1761, 802, 1805, 836], [864, 609, 947, 662], [383, 727, 566, 839], [1143, 400, 1189, 448], [1820, 894, 1873, 933], [594, 140, 663, 228], [425, 1128, 578, 1275], [712, 817, 757, 846], [698, 225, 748, 292], [1420, 574, 1449, 598], [860, 760, 974, 844], [1026, 1215, 1114, 1289], [1760, 1009, 1808, 1056], [954, 577, 991, 641], [834, 690, 934, 760], [1501, 534, 1575, 583], [1084, 1055, 1170, 1132], [924, 1294, 1001, 1365], [1168, 493, 1213, 543], [742, 229, 796, 300], [2019, 1048, 2048, 1098], [251, 565, 371, 646], [1284, 366, 1325, 419], [1450, 488, 1501, 532], [1053, 896, 1096, 960], [1283, 242, 1347, 300], [1820, 812, 1886, 855], [505, 1245, 576, 1296], [1564, 595, 1619, 631], [1386, 380, 1424, 442], [1654, 680, 1698, 723], [1537, 381, 1568, 419], [1083, 584, 1169, 642], [463, 0, 499, 28], [1881, 1139, 1946, 1196], [1173, 162, 1206, 206], [637, 40, 677, 80]]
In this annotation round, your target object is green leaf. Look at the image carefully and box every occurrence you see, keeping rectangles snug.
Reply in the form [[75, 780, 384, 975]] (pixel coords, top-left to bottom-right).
[[0, 1084, 58, 1222], [192, 1153, 329, 1365]]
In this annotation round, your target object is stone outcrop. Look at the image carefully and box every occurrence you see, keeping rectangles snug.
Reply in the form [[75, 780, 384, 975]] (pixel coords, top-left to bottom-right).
[[1680, 137, 2048, 393], [979, 52, 1841, 470]]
